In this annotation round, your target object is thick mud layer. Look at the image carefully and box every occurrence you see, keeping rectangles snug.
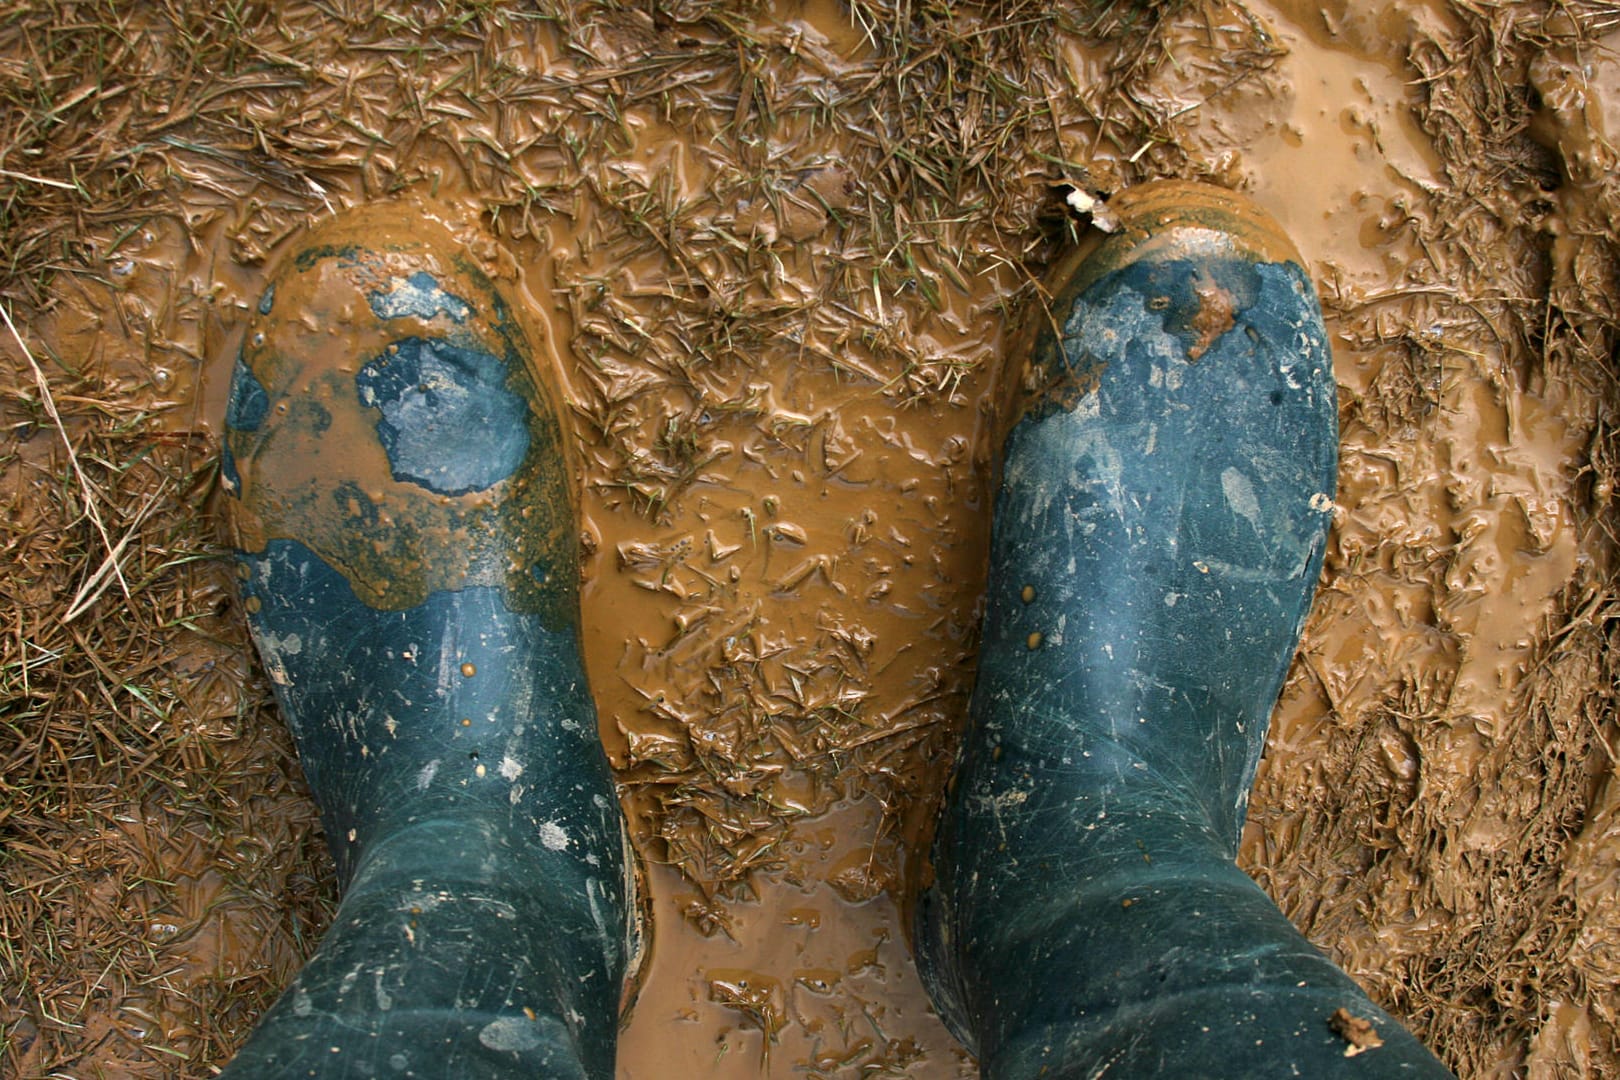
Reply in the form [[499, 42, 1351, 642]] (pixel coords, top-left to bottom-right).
[[3, 1, 1618, 1078]]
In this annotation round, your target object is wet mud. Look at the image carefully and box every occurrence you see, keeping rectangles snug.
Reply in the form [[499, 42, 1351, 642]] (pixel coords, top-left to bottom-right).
[[3, 1, 1619, 1077]]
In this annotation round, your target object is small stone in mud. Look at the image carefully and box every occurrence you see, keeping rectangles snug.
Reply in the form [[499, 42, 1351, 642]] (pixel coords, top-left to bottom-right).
[[1328, 1008, 1384, 1057], [460, 661, 477, 677], [1020, 584, 1035, 604], [1026, 631, 1043, 650]]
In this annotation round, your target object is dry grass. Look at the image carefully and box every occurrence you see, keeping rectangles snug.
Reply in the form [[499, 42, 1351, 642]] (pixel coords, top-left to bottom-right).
[[1, 0, 1618, 1075]]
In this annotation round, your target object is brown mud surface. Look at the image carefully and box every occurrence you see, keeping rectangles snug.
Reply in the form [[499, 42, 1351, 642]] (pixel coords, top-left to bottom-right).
[[2, 1, 1618, 1077]]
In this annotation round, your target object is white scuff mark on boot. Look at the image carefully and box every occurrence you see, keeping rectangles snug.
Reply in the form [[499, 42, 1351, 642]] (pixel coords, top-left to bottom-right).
[[1221, 468, 1261, 533], [539, 821, 570, 850], [254, 641, 292, 686], [972, 786, 1024, 853], [466, 895, 517, 919], [498, 755, 523, 781], [1006, 411, 1127, 527], [1309, 491, 1334, 513], [374, 969, 393, 1011], [435, 624, 458, 694], [479, 1016, 544, 1053], [260, 630, 302, 656], [585, 877, 609, 940], [1197, 546, 1313, 583], [292, 987, 313, 1016], [416, 759, 439, 791], [507, 667, 535, 721]]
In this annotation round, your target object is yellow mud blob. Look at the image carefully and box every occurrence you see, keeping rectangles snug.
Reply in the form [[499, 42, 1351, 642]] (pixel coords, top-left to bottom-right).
[[460, 661, 477, 678], [224, 196, 576, 623], [244, 595, 261, 613], [1026, 631, 1043, 650], [1020, 584, 1035, 604]]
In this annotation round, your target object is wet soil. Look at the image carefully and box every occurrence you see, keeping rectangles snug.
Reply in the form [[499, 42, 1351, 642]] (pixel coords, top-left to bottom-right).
[[3, 1, 1618, 1077]]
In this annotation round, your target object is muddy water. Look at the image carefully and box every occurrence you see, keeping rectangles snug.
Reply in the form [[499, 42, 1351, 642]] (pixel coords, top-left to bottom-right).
[[566, 5, 1013, 1064], [577, 233, 1005, 1074], [15, 0, 1617, 1076]]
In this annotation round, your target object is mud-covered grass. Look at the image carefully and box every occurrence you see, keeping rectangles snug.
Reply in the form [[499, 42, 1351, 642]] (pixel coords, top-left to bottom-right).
[[0, 346, 332, 1069], [2, 0, 1619, 1076], [1256, 5, 1620, 1071]]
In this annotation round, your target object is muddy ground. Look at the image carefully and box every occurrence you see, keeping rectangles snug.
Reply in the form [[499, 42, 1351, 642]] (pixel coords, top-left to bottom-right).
[[2, 0, 1618, 1076]]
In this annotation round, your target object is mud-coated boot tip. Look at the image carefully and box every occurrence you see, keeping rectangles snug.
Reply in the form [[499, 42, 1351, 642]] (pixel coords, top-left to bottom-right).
[[223, 196, 576, 622], [1057, 179, 1306, 303]]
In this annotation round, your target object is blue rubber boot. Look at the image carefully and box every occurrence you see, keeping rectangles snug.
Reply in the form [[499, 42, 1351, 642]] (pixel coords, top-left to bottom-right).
[[218, 200, 636, 1079], [915, 182, 1454, 1078]]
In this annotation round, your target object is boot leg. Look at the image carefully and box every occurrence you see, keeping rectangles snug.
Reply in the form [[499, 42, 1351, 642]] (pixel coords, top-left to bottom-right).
[[916, 182, 1453, 1079]]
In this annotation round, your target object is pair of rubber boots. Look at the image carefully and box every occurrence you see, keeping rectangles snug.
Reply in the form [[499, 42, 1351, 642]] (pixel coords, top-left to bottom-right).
[[218, 184, 1453, 1077]]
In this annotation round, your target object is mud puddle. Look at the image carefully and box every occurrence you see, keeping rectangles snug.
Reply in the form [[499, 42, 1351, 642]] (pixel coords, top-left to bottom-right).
[[4, 0, 1618, 1077]]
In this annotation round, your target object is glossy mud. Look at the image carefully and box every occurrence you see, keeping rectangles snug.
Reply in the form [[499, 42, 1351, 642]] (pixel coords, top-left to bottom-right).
[[3, 1, 1618, 1077]]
